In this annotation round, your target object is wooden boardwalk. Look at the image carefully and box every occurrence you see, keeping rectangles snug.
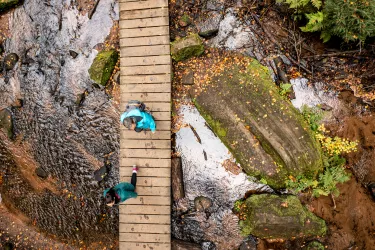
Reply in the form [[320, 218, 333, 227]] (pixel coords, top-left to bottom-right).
[[119, 0, 171, 249]]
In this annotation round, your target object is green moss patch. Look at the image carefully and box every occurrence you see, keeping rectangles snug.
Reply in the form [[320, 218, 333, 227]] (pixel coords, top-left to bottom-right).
[[89, 50, 118, 86], [190, 55, 323, 189], [171, 34, 204, 62], [240, 194, 327, 239]]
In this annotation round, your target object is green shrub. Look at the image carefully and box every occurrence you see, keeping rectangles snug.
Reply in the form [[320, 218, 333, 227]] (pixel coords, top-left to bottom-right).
[[286, 105, 356, 197], [278, 0, 375, 43], [324, 0, 375, 43]]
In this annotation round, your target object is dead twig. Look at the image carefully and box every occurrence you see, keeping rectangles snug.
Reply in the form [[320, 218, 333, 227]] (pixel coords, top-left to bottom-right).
[[331, 193, 336, 210], [189, 124, 201, 144], [88, 0, 100, 19]]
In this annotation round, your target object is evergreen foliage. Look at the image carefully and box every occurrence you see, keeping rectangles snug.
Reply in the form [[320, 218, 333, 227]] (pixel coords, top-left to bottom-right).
[[278, 0, 375, 44]]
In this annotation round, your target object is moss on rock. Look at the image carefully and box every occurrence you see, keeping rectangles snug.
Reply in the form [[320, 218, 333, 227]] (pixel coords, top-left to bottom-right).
[[88, 50, 118, 86], [240, 194, 327, 239], [191, 56, 323, 188], [171, 34, 204, 62], [0, 0, 19, 13]]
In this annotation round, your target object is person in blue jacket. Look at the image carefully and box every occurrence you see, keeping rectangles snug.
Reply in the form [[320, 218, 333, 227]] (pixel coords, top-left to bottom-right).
[[104, 165, 138, 207], [120, 100, 156, 133]]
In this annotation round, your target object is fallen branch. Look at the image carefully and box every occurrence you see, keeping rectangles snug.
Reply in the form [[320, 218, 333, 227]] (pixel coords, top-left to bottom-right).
[[331, 193, 337, 210], [189, 124, 202, 144], [88, 0, 100, 19]]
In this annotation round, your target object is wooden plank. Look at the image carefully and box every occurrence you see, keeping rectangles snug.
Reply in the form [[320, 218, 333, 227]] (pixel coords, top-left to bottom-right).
[[120, 177, 171, 187], [119, 223, 171, 234], [120, 214, 170, 224], [120, 84, 171, 93], [120, 139, 171, 149], [120, 149, 171, 158], [120, 102, 171, 112], [120, 205, 171, 215], [121, 74, 171, 84], [120, 130, 170, 140], [120, 167, 171, 177], [120, 0, 168, 11], [121, 93, 170, 102], [122, 65, 171, 75], [134, 177, 171, 187], [151, 112, 171, 121], [120, 16, 169, 29], [120, 233, 170, 243], [120, 26, 169, 38], [119, 242, 171, 250], [124, 196, 171, 205], [120, 55, 170, 66], [120, 158, 171, 168], [121, 45, 170, 57], [120, 8, 169, 20], [121, 37, 170, 48]]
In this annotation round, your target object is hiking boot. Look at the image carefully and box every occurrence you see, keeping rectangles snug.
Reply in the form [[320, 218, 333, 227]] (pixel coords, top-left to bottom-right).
[[132, 165, 138, 173]]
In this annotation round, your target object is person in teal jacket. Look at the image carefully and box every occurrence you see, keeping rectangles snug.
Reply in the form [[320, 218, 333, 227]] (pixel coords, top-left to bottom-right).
[[120, 100, 156, 133], [104, 166, 138, 207]]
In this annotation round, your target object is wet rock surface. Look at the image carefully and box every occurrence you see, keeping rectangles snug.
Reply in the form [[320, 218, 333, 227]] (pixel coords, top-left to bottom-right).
[[241, 194, 327, 239], [0, 0, 120, 246]]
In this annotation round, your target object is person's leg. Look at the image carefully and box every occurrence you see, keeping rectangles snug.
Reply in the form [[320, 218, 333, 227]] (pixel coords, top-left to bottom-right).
[[131, 165, 138, 188]]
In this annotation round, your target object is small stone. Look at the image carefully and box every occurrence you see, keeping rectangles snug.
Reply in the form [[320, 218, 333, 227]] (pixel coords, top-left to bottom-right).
[[35, 167, 48, 179], [182, 70, 194, 85], [206, 0, 224, 11], [11, 99, 23, 108], [171, 34, 204, 62], [69, 50, 79, 59], [197, 12, 222, 38], [0, 109, 13, 139], [318, 103, 333, 111], [194, 196, 212, 211], [179, 14, 191, 27], [239, 236, 257, 250], [4, 53, 19, 70]]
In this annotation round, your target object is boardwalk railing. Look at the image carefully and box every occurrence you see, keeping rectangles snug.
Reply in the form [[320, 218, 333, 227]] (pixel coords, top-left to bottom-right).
[[119, 0, 172, 249]]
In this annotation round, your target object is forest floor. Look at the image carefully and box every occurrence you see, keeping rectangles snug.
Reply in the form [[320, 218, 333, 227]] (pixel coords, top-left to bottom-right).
[[169, 1, 375, 249]]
